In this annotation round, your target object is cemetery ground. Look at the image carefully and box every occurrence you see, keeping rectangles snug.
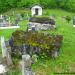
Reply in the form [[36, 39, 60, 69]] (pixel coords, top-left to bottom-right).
[[0, 8, 75, 75]]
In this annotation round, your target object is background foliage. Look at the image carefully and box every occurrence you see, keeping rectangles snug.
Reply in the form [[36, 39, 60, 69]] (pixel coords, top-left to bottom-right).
[[0, 0, 75, 13]]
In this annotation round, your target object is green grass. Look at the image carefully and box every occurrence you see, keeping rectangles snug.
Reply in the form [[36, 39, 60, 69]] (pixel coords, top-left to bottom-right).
[[0, 8, 75, 75], [32, 9, 75, 75]]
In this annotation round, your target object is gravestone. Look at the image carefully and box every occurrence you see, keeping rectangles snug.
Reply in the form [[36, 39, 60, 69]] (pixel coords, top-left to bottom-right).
[[22, 54, 32, 69], [1, 36, 7, 58], [1, 37, 12, 65], [21, 54, 35, 75], [73, 17, 75, 27]]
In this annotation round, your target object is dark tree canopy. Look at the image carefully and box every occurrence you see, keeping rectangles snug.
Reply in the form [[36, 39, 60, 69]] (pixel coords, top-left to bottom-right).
[[0, 0, 75, 13]]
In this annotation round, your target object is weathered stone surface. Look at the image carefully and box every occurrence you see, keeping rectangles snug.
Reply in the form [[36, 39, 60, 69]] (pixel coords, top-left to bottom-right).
[[22, 54, 32, 68], [0, 64, 8, 75], [1, 36, 12, 65], [20, 54, 35, 75], [28, 22, 55, 31], [9, 31, 63, 58]]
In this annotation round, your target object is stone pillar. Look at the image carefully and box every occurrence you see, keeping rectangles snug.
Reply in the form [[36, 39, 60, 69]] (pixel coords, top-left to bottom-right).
[[1, 36, 7, 58], [1, 36, 12, 65]]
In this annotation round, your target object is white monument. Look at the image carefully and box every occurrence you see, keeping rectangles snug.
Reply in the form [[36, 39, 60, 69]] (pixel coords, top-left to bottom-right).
[[31, 5, 42, 16]]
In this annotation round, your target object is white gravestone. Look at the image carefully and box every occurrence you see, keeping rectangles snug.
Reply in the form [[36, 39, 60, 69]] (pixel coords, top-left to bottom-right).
[[1, 36, 7, 58], [6, 50, 12, 66], [73, 17, 75, 27]]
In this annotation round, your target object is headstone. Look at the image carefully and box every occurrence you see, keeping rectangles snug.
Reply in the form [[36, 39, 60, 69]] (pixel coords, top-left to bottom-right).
[[6, 47, 13, 66], [1, 37, 12, 65], [73, 16, 75, 27], [1, 36, 7, 58], [22, 54, 32, 69], [21, 54, 35, 75]]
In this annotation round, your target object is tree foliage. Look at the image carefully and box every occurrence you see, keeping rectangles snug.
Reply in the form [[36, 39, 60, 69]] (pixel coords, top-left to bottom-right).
[[0, 0, 75, 13]]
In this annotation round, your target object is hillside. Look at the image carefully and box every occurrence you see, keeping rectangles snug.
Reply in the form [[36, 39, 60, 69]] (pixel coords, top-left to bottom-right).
[[0, 9, 75, 75]]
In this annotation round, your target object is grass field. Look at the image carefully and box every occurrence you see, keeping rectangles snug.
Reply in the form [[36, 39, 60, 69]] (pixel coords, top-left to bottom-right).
[[0, 9, 75, 75]]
